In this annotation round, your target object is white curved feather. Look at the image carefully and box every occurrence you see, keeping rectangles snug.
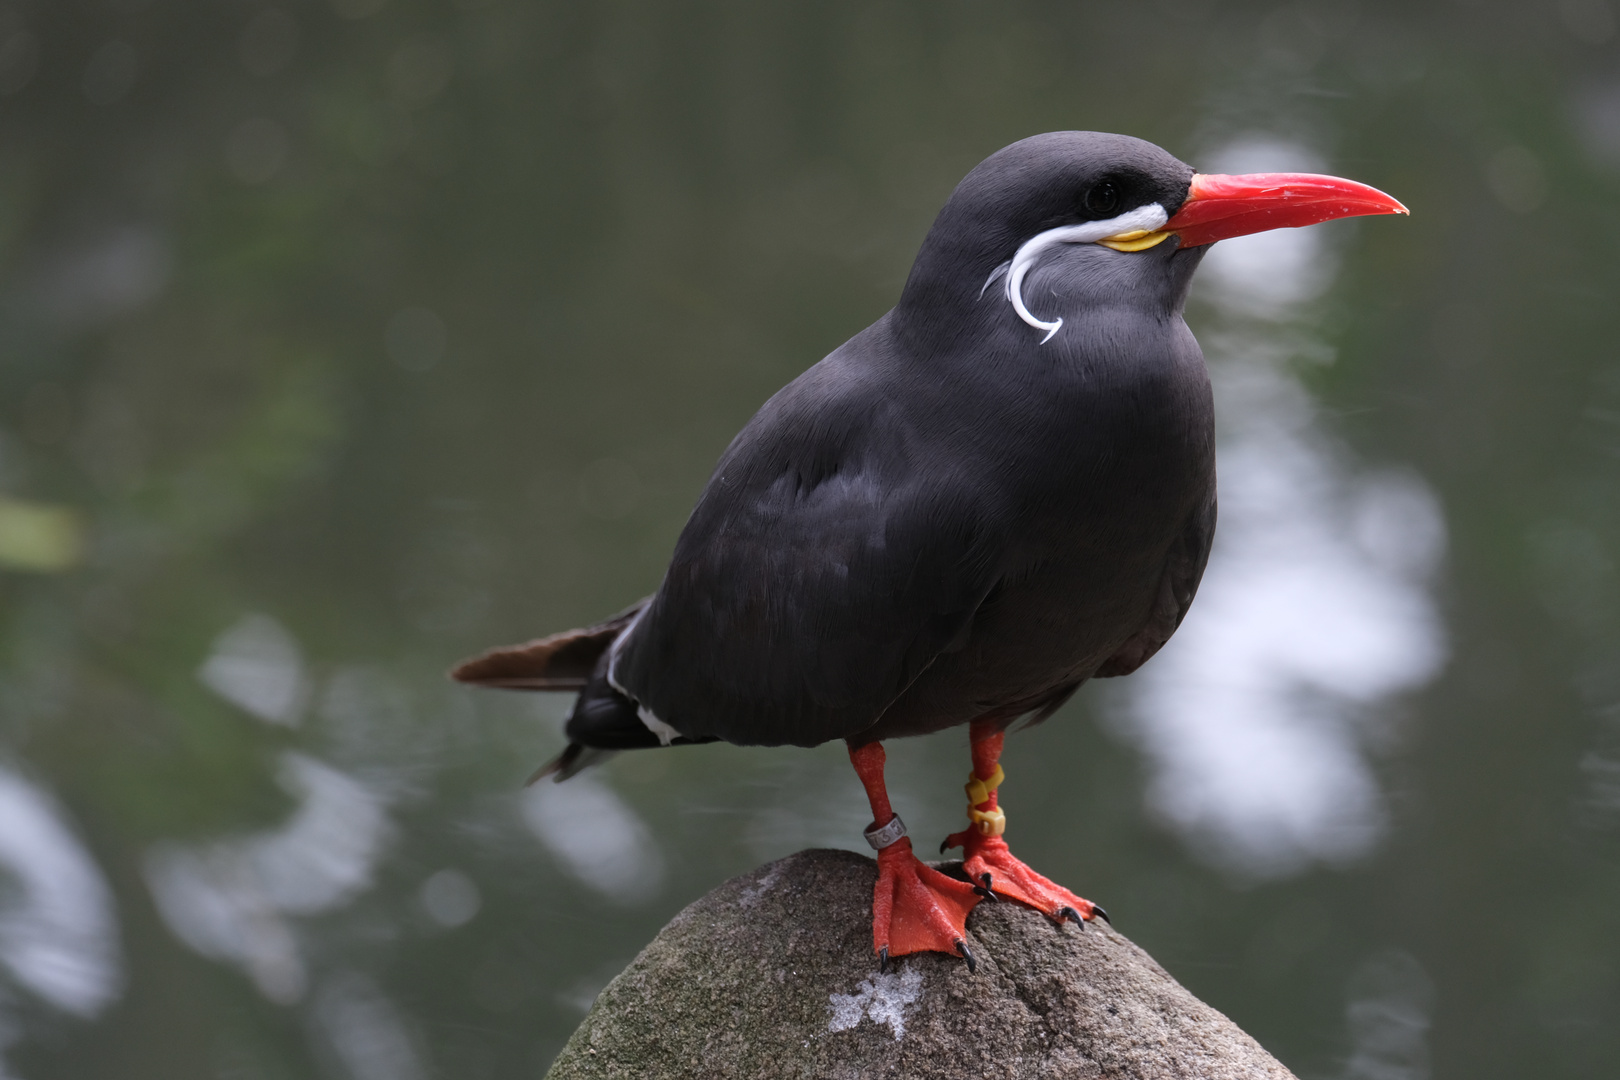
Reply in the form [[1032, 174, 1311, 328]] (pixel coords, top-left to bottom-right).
[[1001, 203, 1169, 344], [979, 260, 1010, 299]]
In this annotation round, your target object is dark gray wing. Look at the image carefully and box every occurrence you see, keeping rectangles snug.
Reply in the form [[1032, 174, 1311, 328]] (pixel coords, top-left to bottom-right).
[[1093, 491, 1216, 678], [610, 355, 1005, 748]]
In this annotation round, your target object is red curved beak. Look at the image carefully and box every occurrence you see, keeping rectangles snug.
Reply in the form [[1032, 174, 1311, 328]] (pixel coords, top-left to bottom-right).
[[1166, 172, 1409, 248]]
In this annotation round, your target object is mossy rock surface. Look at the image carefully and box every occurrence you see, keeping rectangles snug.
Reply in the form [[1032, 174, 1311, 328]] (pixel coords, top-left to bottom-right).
[[547, 848, 1296, 1080]]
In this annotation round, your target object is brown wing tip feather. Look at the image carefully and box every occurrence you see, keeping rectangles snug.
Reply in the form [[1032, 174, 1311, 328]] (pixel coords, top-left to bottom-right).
[[449, 629, 607, 689], [448, 649, 589, 690], [450, 601, 649, 690]]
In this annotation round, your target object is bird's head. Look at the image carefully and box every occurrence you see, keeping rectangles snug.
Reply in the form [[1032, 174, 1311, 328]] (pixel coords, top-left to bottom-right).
[[897, 131, 1406, 344]]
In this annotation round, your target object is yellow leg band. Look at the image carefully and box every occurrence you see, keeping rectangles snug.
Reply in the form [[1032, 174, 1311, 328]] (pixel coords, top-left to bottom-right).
[[964, 763, 1004, 808], [969, 805, 1006, 837], [965, 763, 1007, 836]]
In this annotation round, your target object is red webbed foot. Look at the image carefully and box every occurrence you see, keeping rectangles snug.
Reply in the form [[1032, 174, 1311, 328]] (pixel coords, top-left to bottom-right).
[[872, 837, 983, 970], [849, 740, 984, 970], [940, 734, 1106, 928], [941, 829, 1102, 927]]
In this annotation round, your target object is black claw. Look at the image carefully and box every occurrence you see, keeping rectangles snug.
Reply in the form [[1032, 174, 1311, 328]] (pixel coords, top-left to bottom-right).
[[1058, 906, 1084, 927], [981, 872, 994, 889], [1091, 905, 1111, 925], [955, 938, 977, 974], [878, 946, 889, 974], [939, 838, 950, 855], [971, 871, 999, 900]]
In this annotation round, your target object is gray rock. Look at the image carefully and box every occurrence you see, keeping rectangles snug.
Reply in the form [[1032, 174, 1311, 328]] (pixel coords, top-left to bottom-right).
[[547, 849, 1296, 1080]]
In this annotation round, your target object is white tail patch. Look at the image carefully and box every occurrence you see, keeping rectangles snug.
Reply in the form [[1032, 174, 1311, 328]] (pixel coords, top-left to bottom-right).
[[602, 606, 678, 745]]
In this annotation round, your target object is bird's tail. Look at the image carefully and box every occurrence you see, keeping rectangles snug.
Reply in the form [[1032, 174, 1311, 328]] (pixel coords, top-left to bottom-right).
[[450, 598, 649, 690], [452, 598, 713, 783], [525, 742, 614, 784]]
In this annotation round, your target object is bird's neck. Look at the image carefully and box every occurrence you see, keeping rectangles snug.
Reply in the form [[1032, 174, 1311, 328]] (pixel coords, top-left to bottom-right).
[[892, 207, 1016, 351]]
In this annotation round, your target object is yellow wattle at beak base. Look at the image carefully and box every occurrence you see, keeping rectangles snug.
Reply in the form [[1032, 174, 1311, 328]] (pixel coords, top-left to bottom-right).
[[1096, 229, 1173, 253]]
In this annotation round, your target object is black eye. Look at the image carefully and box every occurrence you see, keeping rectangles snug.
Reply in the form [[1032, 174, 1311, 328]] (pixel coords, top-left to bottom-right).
[[1084, 181, 1120, 217]]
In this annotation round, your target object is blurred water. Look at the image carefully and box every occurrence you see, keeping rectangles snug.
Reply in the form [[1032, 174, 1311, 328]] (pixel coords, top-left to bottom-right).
[[144, 752, 393, 1005], [198, 613, 310, 726], [1340, 950, 1435, 1080], [0, 3, 1618, 1078], [522, 773, 664, 902], [0, 767, 121, 1018]]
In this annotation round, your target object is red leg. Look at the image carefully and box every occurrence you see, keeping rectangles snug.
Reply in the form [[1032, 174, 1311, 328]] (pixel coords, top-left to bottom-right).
[[941, 719, 1105, 926], [849, 741, 983, 969]]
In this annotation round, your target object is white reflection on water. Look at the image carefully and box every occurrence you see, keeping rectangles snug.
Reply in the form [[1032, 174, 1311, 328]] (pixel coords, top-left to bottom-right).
[[312, 970, 427, 1080], [417, 868, 481, 929], [1340, 950, 1434, 1080], [29, 224, 172, 327], [198, 613, 309, 726], [1579, 752, 1620, 826], [316, 665, 437, 798], [1574, 78, 1620, 169], [144, 753, 392, 1003], [1117, 137, 1447, 878], [0, 766, 122, 1016], [522, 774, 664, 902]]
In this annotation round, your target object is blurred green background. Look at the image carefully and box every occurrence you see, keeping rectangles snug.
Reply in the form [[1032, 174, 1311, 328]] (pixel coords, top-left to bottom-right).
[[0, 0, 1618, 1077]]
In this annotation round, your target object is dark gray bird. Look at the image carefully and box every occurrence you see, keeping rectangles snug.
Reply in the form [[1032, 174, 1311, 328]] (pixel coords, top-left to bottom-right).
[[454, 132, 1405, 968]]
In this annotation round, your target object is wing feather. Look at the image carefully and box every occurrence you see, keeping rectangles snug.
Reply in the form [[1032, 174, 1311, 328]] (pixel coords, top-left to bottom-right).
[[1094, 492, 1216, 678], [611, 356, 1004, 747]]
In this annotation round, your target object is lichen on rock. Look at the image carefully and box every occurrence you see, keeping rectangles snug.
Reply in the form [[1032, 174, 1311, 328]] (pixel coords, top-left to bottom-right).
[[827, 967, 924, 1039]]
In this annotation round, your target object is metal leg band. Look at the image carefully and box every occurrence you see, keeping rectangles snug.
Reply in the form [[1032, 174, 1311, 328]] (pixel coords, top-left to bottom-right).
[[864, 814, 907, 850]]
